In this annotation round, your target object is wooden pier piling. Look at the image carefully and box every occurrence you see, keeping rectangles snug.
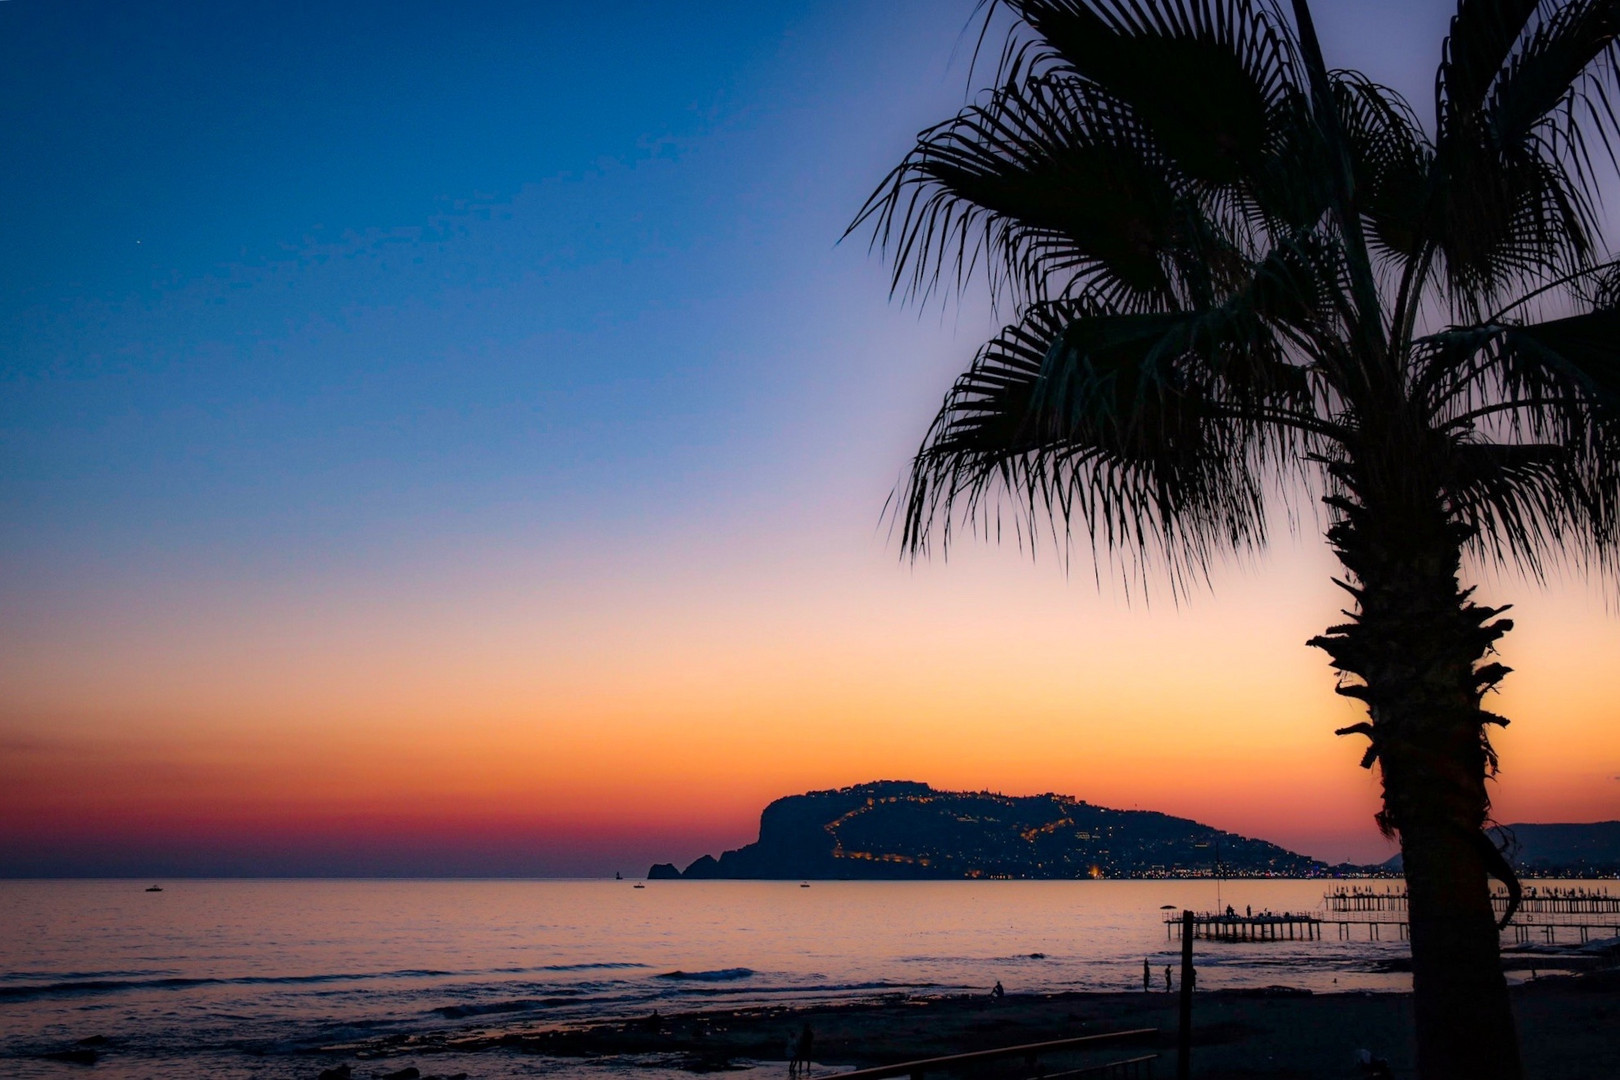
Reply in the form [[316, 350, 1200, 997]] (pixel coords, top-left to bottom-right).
[[1176, 910, 1193, 1080]]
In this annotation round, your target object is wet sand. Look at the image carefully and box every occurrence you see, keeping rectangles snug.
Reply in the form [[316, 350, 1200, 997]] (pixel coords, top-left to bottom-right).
[[338, 970, 1620, 1080]]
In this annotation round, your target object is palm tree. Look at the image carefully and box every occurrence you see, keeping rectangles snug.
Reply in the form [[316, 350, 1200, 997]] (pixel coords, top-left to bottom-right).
[[851, 2, 1620, 1077]]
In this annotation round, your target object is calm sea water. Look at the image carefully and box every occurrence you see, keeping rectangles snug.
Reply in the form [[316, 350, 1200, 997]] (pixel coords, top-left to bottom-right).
[[2, 879, 1424, 1079]]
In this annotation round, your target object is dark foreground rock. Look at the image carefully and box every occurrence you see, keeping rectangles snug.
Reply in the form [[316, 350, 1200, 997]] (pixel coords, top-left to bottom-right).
[[40, 1047, 98, 1065]]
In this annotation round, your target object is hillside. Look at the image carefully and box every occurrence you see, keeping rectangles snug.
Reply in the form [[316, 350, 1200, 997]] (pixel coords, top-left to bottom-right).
[[648, 780, 1335, 880], [1381, 822, 1620, 878], [1498, 821, 1620, 874]]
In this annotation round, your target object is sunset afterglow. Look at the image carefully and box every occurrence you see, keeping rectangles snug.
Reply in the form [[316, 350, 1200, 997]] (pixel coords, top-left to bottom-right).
[[3, 0, 1616, 877]]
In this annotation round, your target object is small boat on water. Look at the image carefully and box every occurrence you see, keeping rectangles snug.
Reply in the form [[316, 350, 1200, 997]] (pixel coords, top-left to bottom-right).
[[633, 883, 646, 889], [799, 882, 810, 888], [145, 886, 163, 892], [615, 872, 622, 880]]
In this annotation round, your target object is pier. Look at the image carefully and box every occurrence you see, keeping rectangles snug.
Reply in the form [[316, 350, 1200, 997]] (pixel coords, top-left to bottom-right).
[[1322, 885, 1620, 944], [1162, 886, 1620, 945], [1163, 910, 1322, 942]]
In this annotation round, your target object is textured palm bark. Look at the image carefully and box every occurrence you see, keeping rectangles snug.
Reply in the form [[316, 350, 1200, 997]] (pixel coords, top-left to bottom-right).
[[1310, 445, 1522, 1080]]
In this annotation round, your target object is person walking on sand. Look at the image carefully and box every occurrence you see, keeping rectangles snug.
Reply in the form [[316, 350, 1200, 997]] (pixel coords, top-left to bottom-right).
[[1142, 958, 1151, 992], [1164, 966, 1172, 993]]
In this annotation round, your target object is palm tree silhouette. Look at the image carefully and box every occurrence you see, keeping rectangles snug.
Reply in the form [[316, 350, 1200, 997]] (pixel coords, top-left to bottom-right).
[[851, 3, 1620, 1077]]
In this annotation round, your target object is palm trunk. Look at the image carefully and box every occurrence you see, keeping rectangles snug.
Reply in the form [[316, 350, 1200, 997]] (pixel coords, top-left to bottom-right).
[[1310, 459, 1522, 1080], [1399, 821, 1519, 1079]]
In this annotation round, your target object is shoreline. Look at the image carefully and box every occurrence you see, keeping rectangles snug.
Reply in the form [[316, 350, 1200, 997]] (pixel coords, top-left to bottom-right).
[[318, 972, 1620, 1080]]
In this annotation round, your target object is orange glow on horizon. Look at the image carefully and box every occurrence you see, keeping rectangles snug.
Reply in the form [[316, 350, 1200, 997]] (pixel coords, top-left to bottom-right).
[[4, 524, 1617, 871]]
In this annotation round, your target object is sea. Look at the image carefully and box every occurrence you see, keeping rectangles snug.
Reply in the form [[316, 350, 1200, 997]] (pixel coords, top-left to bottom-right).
[[0, 877, 1497, 1079]]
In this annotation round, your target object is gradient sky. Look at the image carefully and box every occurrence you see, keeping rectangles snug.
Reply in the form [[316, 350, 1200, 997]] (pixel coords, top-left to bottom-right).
[[3, 0, 1616, 877]]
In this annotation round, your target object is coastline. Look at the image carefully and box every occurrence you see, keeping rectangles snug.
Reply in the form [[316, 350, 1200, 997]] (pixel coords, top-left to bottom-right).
[[8, 881, 1618, 1079], [316, 974, 1620, 1080]]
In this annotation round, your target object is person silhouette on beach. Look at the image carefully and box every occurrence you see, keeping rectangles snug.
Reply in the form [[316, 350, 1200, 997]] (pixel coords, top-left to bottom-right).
[[787, 1022, 814, 1077], [991, 980, 1005, 999], [1164, 966, 1172, 992], [1143, 958, 1150, 992]]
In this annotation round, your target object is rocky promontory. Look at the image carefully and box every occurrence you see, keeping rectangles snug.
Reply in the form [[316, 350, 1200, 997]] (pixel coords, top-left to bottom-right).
[[649, 780, 1338, 880]]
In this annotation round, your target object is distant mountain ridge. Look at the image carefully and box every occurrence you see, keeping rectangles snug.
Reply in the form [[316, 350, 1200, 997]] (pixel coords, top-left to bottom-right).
[[1502, 821, 1620, 873], [648, 780, 1340, 880], [1380, 822, 1620, 877]]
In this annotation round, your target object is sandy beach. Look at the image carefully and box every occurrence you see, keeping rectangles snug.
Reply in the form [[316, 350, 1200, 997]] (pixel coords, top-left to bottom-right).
[[319, 970, 1620, 1080]]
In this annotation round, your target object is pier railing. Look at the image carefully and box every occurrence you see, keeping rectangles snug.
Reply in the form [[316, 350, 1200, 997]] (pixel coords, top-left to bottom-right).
[[1324, 885, 1620, 916], [1161, 887, 1619, 944], [1321, 885, 1620, 943], [1162, 911, 1321, 942], [831, 1029, 1159, 1080]]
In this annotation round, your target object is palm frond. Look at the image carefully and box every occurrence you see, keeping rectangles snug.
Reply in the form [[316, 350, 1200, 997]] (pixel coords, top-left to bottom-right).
[[1429, 140, 1597, 308], [1447, 441, 1588, 577], [1333, 72, 1434, 261], [1428, 0, 1620, 310], [1415, 307, 1620, 572], [1485, 0, 1620, 151], [899, 299, 1281, 593], [849, 74, 1186, 310], [864, 0, 1620, 599], [1437, 0, 1544, 129], [1501, 306, 1620, 405], [998, 0, 1305, 187]]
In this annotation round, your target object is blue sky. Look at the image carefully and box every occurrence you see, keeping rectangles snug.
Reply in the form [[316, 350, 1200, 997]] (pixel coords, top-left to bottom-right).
[[2, 2, 1457, 577], [2, 0, 1456, 585], [3, 2, 974, 580]]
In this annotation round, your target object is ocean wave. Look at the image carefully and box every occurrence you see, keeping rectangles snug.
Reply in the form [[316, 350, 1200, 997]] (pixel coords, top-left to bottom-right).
[[493, 962, 651, 974], [432, 996, 584, 1018], [1, 968, 181, 982], [734, 979, 937, 995], [417, 978, 946, 1026], [650, 978, 940, 997], [653, 968, 755, 982], [0, 976, 218, 1000], [0, 962, 656, 1002]]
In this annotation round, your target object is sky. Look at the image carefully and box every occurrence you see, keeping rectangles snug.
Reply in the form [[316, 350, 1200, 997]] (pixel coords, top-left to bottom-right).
[[2, 0, 1616, 877]]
